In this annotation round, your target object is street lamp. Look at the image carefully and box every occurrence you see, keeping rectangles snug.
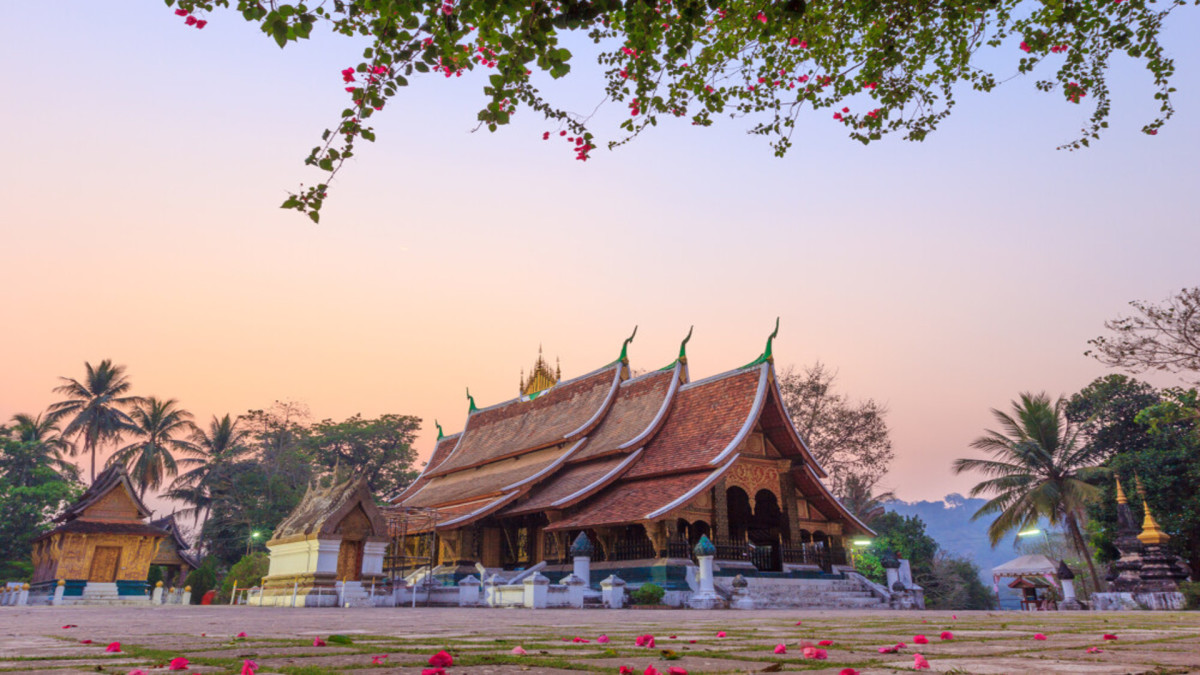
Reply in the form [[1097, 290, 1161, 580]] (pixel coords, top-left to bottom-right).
[[246, 531, 262, 556]]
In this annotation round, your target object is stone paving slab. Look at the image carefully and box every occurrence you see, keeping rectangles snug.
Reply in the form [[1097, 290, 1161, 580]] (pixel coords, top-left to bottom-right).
[[0, 606, 1198, 674]]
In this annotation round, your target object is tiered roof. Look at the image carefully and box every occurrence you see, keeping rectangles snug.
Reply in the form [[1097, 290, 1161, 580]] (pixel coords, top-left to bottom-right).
[[390, 326, 872, 537], [34, 466, 168, 541]]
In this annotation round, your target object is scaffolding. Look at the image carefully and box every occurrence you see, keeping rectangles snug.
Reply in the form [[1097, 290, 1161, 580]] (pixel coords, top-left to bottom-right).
[[382, 505, 439, 597]]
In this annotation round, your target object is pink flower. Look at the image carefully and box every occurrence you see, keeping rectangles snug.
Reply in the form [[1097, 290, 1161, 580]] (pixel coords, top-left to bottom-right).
[[818, 640, 833, 646], [716, 631, 727, 638], [1086, 647, 1104, 654], [62, 625, 77, 629], [636, 634, 655, 648], [342, 68, 356, 83], [878, 645, 898, 654], [79, 639, 93, 644], [840, 670, 860, 675], [128, 671, 149, 675], [940, 631, 954, 641], [195, 20, 207, 29], [914, 653, 930, 670], [952, 615, 957, 620], [789, 38, 800, 46], [597, 635, 610, 644], [511, 646, 527, 655], [105, 642, 121, 653], [773, 644, 787, 654], [174, 9, 188, 16], [795, 621, 803, 626], [185, 15, 197, 25], [620, 667, 633, 675], [429, 650, 453, 667], [864, 82, 877, 90], [896, 642, 908, 649], [1034, 634, 1047, 641], [236, 632, 248, 638], [755, 12, 767, 23], [1020, 41, 1031, 52], [913, 635, 929, 644], [667, 668, 687, 675], [372, 655, 388, 664], [1103, 634, 1119, 641], [802, 646, 827, 659], [242, 660, 258, 675], [423, 670, 446, 675], [644, 667, 662, 675], [313, 638, 326, 647], [168, 657, 189, 670]]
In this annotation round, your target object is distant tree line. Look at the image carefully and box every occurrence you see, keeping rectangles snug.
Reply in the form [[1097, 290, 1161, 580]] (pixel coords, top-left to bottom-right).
[[0, 360, 422, 581]]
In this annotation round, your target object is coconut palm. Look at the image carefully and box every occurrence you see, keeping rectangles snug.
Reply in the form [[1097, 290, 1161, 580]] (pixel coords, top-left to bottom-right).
[[953, 392, 1108, 589], [48, 359, 141, 482], [839, 473, 896, 526], [165, 414, 251, 526], [107, 397, 198, 499], [7, 412, 79, 484]]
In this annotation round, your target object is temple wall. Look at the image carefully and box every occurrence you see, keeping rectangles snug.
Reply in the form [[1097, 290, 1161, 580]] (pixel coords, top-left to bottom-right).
[[45, 534, 161, 582], [266, 538, 340, 577]]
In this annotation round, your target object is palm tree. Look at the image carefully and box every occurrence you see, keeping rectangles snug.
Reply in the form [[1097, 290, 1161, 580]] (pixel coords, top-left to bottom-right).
[[165, 414, 251, 527], [48, 359, 141, 482], [4, 410, 79, 482], [106, 397, 198, 500], [839, 474, 896, 526], [6, 412, 80, 484], [953, 392, 1109, 590]]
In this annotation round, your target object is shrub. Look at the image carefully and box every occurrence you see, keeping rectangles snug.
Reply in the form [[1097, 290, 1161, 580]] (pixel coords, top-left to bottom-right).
[[184, 557, 219, 604], [219, 552, 270, 602], [1181, 581, 1200, 610], [147, 565, 164, 588], [631, 582, 665, 605]]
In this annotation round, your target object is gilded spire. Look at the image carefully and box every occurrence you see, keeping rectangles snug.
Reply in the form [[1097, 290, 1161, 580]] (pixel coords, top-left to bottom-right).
[[1137, 498, 1171, 546], [1115, 476, 1128, 505], [1135, 473, 1147, 499], [522, 346, 559, 396]]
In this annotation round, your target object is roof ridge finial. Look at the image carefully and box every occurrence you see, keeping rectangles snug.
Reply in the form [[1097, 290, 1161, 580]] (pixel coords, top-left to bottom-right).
[[679, 325, 693, 362], [618, 326, 638, 363], [764, 316, 780, 363], [435, 419, 444, 441], [467, 387, 477, 413]]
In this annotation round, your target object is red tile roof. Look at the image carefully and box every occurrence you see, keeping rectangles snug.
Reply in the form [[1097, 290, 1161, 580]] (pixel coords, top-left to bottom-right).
[[544, 471, 713, 531], [570, 367, 676, 463], [403, 450, 565, 508], [624, 365, 766, 479], [428, 364, 621, 476], [501, 453, 632, 516]]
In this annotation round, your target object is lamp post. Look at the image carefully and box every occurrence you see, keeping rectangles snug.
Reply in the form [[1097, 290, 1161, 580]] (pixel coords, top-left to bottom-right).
[[246, 531, 261, 556]]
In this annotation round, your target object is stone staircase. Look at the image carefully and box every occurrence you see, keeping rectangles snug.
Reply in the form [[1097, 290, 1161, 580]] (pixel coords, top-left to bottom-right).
[[74, 583, 150, 606], [338, 581, 374, 608], [712, 575, 888, 609]]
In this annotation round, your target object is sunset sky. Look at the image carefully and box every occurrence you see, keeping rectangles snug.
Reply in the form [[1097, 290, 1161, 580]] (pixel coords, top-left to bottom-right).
[[2, 3, 1198, 506]]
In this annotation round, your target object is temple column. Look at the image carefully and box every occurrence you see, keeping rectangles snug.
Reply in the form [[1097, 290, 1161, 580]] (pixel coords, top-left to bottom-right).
[[780, 471, 802, 544], [646, 521, 670, 558], [712, 481, 730, 543]]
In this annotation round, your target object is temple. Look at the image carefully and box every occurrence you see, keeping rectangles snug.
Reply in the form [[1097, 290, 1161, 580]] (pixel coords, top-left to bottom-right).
[[385, 324, 875, 599], [29, 466, 168, 604]]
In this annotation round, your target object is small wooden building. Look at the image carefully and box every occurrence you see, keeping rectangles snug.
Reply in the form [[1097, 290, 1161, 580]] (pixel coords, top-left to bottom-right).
[[30, 466, 167, 603], [258, 475, 389, 606], [149, 513, 199, 589]]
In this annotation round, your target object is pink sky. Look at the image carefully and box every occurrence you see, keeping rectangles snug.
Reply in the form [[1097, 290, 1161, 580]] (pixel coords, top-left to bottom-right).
[[2, 4, 1198, 504]]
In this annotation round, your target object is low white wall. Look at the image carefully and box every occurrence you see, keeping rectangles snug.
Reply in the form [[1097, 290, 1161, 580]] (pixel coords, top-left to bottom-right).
[[266, 538, 341, 577]]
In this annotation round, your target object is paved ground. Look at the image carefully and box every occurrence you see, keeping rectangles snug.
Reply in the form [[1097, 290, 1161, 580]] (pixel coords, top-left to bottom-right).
[[0, 606, 1197, 674]]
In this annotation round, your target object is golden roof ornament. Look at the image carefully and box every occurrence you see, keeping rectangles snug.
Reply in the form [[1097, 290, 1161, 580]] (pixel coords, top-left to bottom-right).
[[1115, 477, 1128, 505], [522, 345, 559, 396], [1137, 498, 1171, 546]]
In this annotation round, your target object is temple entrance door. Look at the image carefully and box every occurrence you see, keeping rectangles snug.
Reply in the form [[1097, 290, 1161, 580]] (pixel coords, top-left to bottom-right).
[[89, 546, 121, 582], [481, 528, 502, 568], [750, 490, 783, 571], [337, 540, 364, 581]]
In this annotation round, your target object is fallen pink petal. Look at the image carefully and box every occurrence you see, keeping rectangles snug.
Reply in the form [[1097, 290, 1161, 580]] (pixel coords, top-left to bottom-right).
[[1034, 634, 1048, 641], [1103, 634, 1119, 641], [914, 653, 930, 670], [511, 646, 527, 656], [1086, 647, 1105, 654], [644, 666, 662, 675], [105, 642, 121, 653], [940, 631, 954, 640], [913, 635, 929, 644], [168, 657, 189, 670], [619, 667, 633, 675], [429, 650, 454, 667], [839, 670, 860, 675], [597, 635, 610, 643], [313, 638, 326, 647], [372, 654, 388, 664], [773, 644, 787, 654], [668, 668, 687, 675], [716, 631, 727, 638], [236, 632, 248, 638], [818, 640, 834, 646], [241, 660, 259, 675]]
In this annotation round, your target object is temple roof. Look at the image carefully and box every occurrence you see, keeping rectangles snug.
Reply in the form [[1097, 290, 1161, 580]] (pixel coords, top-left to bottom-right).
[[33, 519, 168, 543], [544, 470, 717, 531], [52, 465, 154, 523], [426, 363, 622, 477], [150, 513, 191, 551], [271, 474, 386, 542], [501, 452, 638, 516], [569, 366, 678, 463]]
